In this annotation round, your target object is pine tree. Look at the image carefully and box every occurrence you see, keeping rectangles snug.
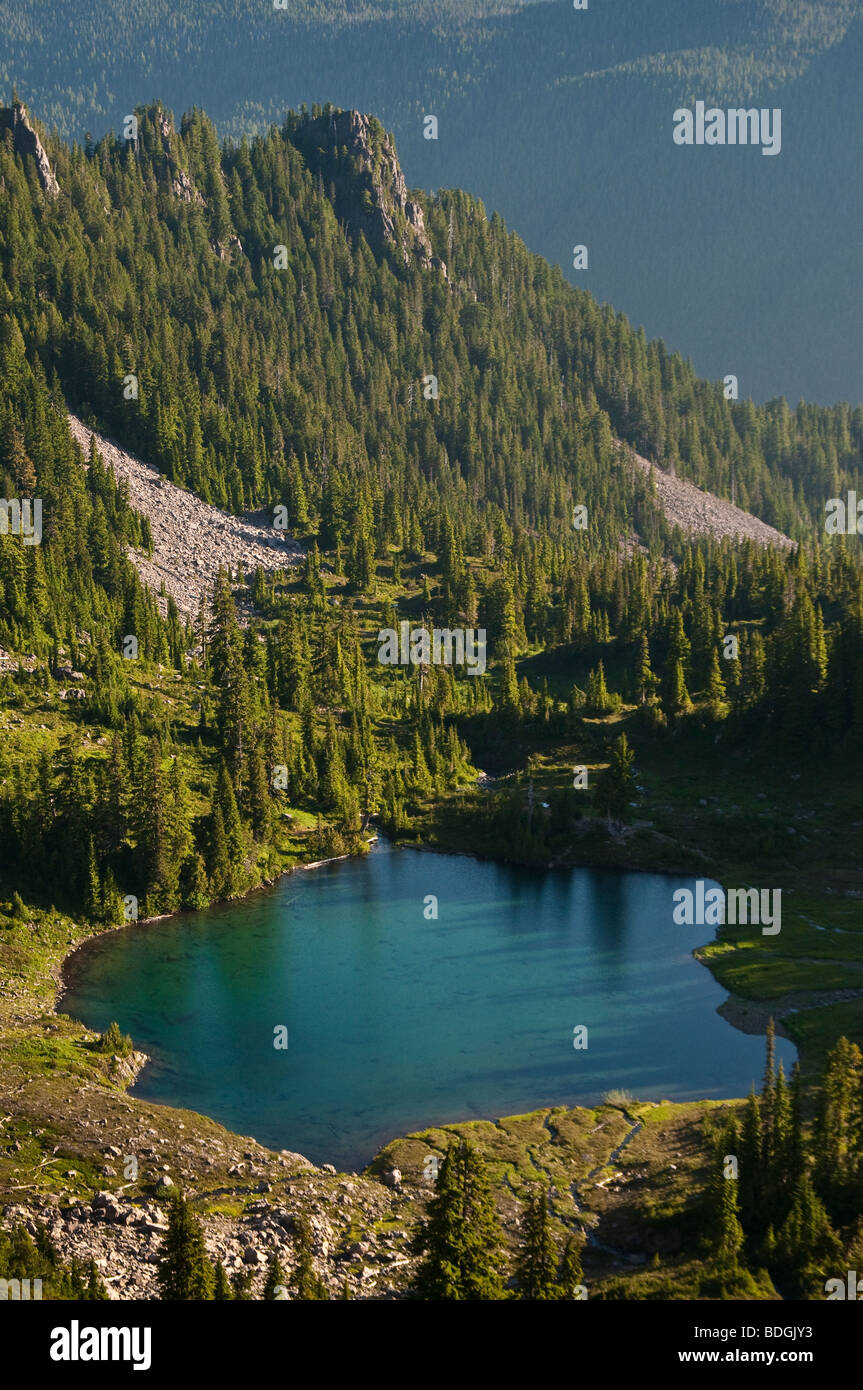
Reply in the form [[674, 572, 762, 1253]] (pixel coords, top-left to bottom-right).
[[208, 570, 251, 783], [515, 1190, 558, 1300], [634, 631, 657, 704], [157, 1193, 215, 1300], [761, 1017, 776, 1168], [704, 1150, 744, 1270], [206, 802, 230, 899], [705, 648, 726, 706], [788, 1061, 806, 1187], [772, 1060, 792, 1206], [774, 1172, 841, 1295], [662, 658, 692, 721], [263, 1253, 286, 1300], [585, 659, 616, 715], [86, 1258, 109, 1300], [290, 1217, 328, 1300], [814, 1035, 863, 1217], [179, 851, 210, 911], [213, 1260, 233, 1300], [411, 1141, 506, 1300], [593, 733, 636, 827], [739, 1087, 763, 1236], [557, 1234, 585, 1299]]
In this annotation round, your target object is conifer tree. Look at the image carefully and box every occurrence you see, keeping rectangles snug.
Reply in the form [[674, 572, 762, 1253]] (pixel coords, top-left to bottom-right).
[[593, 733, 636, 827], [788, 1061, 806, 1188], [704, 1150, 744, 1270], [213, 1260, 233, 1300], [662, 658, 692, 721], [772, 1060, 792, 1205], [556, 1234, 585, 1299], [263, 1254, 286, 1301], [705, 648, 726, 706], [761, 1017, 776, 1166], [814, 1035, 863, 1217], [634, 631, 657, 705], [290, 1217, 329, 1300], [411, 1141, 506, 1300], [157, 1193, 215, 1300], [206, 802, 231, 900], [774, 1172, 841, 1295], [86, 1259, 109, 1300], [739, 1087, 763, 1236], [515, 1190, 558, 1300], [584, 660, 616, 715]]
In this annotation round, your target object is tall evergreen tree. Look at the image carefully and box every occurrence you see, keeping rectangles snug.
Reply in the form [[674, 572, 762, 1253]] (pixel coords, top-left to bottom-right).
[[157, 1193, 215, 1300], [290, 1218, 329, 1301], [411, 1141, 506, 1300], [515, 1190, 558, 1300]]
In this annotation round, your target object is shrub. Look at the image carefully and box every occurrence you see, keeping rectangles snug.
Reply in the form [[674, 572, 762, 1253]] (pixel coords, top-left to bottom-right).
[[95, 1020, 133, 1057]]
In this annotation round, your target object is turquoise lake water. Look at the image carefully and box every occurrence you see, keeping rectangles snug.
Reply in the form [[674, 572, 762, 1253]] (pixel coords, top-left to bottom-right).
[[61, 841, 795, 1170]]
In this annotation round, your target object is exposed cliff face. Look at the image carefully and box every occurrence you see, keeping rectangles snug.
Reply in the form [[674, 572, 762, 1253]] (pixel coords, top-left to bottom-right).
[[290, 108, 446, 275], [0, 102, 60, 196], [154, 107, 203, 205]]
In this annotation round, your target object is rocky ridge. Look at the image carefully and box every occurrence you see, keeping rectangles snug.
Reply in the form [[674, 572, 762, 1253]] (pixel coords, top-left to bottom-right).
[[0, 102, 60, 197], [291, 108, 446, 274]]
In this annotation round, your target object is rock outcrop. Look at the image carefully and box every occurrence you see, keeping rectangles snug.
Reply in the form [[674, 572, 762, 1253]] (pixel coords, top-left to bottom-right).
[[290, 108, 445, 274], [154, 107, 203, 206], [0, 102, 60, 197]]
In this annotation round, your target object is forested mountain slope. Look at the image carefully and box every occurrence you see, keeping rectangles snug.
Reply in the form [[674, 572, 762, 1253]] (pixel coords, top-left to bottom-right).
[[1, 95, 862, 933], [2, 97, 861, 546], [1, 93, 863, 1309], [2, 0, 861, 401]]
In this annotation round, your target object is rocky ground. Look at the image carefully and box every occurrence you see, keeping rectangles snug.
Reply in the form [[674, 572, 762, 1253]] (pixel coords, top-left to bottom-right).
[[2, 1170, 415, 1300], [65, 415, 792, 636], [625, 445, 794, 550], [67, 415, 304, 623]]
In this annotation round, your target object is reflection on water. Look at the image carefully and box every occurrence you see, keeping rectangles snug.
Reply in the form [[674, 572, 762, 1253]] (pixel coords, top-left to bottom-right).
[[61, 841, 795, 1169]]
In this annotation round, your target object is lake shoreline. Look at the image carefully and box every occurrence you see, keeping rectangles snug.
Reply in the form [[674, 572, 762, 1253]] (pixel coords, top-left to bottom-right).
[[55, 847, 364, 1013], [56, 836, 793, 1174]]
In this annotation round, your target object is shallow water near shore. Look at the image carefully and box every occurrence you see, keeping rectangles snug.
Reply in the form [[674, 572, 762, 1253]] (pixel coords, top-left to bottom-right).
[[61, 840, 795, 1170]]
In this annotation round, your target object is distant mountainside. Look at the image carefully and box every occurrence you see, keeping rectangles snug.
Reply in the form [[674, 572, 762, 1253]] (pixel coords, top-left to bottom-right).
[[1, 0, 861, 402], [1, 96, 860, 552], [2, 95, 863, 1034]]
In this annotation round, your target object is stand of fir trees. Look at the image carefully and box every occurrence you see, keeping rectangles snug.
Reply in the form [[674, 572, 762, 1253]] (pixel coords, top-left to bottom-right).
[[703, 1024, 862, 1298], [155, 1191, 329, 1300], [410, 1141, 586, 1299], [0, 1222, 108, 1300], [3, 103, 863, 920]]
